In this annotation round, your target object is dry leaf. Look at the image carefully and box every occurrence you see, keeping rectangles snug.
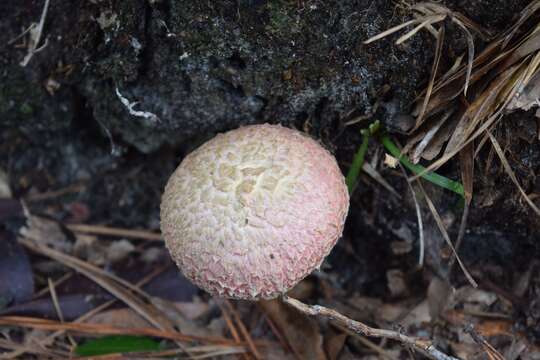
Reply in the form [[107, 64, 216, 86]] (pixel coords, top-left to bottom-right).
[[386, 269, 407, 297], [260, 299, 327, 360], [107, 239, 135, 263], [324, 328, 347, 360], [151, 297, 220, 338], [427, 277, 453, 320], [86, 308, 152, 329], [507, 71, 540, 112], [74, 235, 135, 265], [20, 214, 72, 254]]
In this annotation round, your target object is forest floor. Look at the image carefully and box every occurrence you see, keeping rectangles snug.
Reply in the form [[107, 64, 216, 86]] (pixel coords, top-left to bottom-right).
[[1, 0, 540, 359]]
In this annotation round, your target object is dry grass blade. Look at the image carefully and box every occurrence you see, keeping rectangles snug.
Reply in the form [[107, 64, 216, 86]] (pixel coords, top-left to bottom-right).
[[418, 182, 478, 287], [448, 144, 474, 272], [75, 346, 247, 360], [398, 163, 425, 266], [415, 27, 445, 129], [488, 132, 540, 217], [410, 62, 527, 182], [364, 18, 421, 44], [362, 162, 401, 198], [502, 0, 540, 49], [412, 110, 454, 163], [37, 266, 167, 349], [66, 223, 162, 241], [396, 15, 446, 45], [459, 144, 475, 204], [0, 316, 239, 345], [19, 238, 176, 333], [452, 19, 475, 95], [0, 339, 68, 359], [47, 278, 77, 348], [223, 300, 262, 360]]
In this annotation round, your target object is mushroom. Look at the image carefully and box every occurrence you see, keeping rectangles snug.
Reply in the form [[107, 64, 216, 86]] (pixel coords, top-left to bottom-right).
[[160, 124, 349, 300]]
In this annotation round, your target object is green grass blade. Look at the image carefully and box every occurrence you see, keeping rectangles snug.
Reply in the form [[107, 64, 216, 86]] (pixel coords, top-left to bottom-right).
[[380, 134, 465, 197], [345, 130, 370, 193], [75, 335, 160, 356]]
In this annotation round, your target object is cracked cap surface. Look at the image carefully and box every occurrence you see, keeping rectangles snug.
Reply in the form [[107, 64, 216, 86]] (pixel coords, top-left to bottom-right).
[[160, 124, 349, 299]]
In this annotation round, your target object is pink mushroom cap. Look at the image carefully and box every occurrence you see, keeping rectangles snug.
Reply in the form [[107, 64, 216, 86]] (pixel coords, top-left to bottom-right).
[[160, 124, 349, 300]]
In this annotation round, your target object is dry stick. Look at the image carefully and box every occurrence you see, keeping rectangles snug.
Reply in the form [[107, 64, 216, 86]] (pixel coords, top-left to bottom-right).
[[282, 296, 461, 360], [66, 224, 162, 242], [464, 325, 505, 360]]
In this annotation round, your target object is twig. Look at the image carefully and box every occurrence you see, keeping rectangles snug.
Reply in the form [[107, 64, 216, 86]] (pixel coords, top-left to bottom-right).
[[464, 324, 505, 360], [282, 296, 462, 360]]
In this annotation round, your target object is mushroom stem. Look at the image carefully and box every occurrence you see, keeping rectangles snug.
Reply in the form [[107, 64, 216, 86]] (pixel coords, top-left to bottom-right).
[[281, 296, 461, 360]]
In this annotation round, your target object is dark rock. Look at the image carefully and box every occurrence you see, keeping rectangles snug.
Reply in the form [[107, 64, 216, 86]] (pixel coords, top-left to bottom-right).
[[1, 0, 430, 152]]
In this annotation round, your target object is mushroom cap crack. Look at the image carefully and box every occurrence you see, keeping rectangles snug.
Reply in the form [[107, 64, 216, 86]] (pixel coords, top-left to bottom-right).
[[161, 124, 349, 300]]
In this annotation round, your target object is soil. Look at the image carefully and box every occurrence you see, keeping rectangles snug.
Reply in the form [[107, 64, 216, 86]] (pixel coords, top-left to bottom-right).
[[1, 0, 540, 356]]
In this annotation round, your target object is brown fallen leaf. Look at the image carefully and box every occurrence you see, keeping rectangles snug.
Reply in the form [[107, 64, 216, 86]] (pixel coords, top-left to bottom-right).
[[20, 213, 72, 254], [323, 328, 347, 360], [427, 277, 453, 320], [259, 299, 327, 360], [86, 308, 151, 329], [74, 234, 135, 266], [151, 297, 222, 338]]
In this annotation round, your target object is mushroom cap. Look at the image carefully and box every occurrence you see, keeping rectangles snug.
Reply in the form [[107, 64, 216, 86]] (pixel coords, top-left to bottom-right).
[[160, 124, 349, 300]]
